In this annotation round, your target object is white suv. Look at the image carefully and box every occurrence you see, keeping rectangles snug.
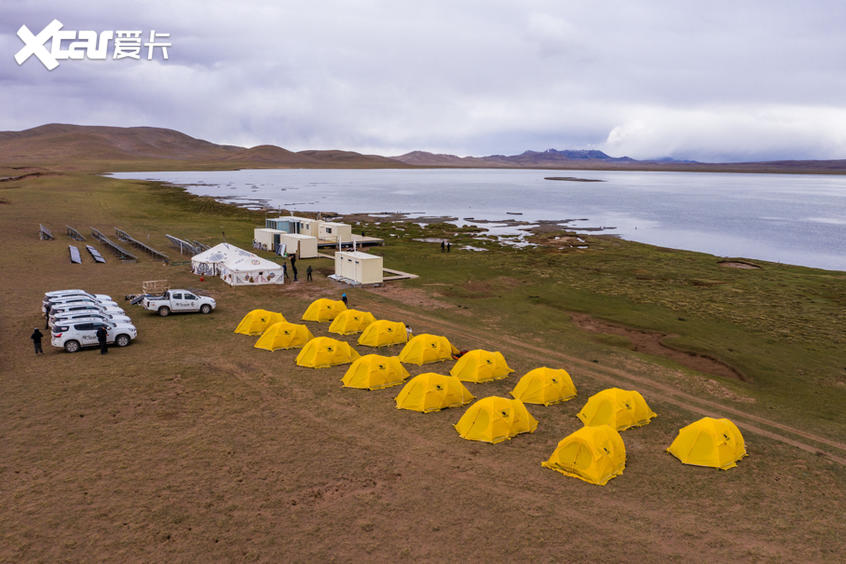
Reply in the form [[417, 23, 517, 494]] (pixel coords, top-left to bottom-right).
[[49, 303, 125, 323], [49, 311, 132, 329], [51, 319, 138, 353], [42, 290, 114, 312], [43, 294, 117, 313]]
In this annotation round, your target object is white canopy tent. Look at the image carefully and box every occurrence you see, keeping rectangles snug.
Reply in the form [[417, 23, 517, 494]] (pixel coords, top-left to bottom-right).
[[219, 253, 284, 285], [191, 242, 284, 285], [191, 243, 242, 276]]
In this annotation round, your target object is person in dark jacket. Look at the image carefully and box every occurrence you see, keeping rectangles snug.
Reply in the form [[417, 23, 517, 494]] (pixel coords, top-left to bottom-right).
[[341, 293, 348, 307], [31, 328, 44, 355], [44, 304, 51, 329], [96, 326, 108, 355], [306, 265, 313, 281]]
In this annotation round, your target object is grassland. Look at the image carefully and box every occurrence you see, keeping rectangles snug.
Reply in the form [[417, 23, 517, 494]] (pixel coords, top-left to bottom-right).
[[1, 169, 844, 561]]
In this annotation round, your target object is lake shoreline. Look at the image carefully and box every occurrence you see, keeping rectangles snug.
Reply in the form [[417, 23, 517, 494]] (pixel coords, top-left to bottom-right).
[[110, 167, 844, 271]]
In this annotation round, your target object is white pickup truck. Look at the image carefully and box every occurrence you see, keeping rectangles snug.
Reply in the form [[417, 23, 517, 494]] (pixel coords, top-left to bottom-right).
[[142, 289, 216, 316]]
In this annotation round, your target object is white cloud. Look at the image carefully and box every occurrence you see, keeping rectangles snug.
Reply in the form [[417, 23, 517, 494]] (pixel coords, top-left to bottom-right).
[[603, 105, 846, 161]]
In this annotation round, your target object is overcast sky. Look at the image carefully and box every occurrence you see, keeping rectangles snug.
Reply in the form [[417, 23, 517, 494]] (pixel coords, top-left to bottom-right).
[[3, 0, 846, 161]]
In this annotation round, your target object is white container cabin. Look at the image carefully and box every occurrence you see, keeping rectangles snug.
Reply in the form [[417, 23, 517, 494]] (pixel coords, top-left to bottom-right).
[[265, 216, 320, 238], [320, 221, 353, 243], [334, 251, 383, 285], [280, 233, 318, 258]]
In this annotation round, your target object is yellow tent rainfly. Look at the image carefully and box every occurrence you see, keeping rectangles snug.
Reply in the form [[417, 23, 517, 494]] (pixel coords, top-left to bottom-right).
[[449, 349, 514, 383], [667, 417, 747, 470], [342, 354, 410, 390], [254, 322, 314, 351], [454, 396, 538, 444], [398, 334, 458, 365], [301, 298, 347, 322], [395, 373, 475, 413], [295, 336, 360, 368], [357, 320, 408, 347], [328, 309, 376, 335], [234, 309, 285, 335], [542, 425, 626, 486], [577, 387, 657, 431], [510, 367, 577, 406]]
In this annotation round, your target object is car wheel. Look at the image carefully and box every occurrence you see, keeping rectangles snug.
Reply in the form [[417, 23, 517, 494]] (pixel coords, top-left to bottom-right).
[[200, 304, 212, 314], [115, 334, 130, 347], [158, 306, 171, 317], [64, 340, 80, 353]]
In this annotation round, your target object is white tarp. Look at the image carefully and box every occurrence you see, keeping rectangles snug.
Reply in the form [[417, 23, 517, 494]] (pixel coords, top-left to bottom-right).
[[191, 242, 284, 285]]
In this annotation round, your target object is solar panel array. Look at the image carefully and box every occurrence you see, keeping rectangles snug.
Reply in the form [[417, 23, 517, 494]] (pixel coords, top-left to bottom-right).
[[86, 245, 106, 263], [165, 234, 201, 256], [65, 225, 86, 241], [115, 227, 169, 263], [90, 227, 138, 261], [68, 245, 82, 264]]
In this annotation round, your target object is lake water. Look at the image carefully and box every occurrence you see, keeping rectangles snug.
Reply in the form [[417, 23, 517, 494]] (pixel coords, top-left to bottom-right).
[[109, 168, 846, 271]]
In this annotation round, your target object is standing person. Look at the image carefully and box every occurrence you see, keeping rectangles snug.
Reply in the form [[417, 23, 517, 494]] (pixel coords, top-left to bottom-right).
[[44, 303, 51, 329], [405, 325, 413, 341], [440, 240, 445, 253], [447, 241, 451, 253], [341, 293, 348, 307], [96, 325, 108, 355], [31, 328, 44, 355], [306, 265, 313, 281], [282, 263, 289, 280], [290, 255, 298, 281]]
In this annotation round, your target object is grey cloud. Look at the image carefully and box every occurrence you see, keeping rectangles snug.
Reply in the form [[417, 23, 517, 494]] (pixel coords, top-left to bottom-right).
[[3, 0, 846, 160]]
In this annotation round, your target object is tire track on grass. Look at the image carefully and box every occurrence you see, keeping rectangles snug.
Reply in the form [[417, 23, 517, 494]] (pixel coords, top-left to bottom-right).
[[366, 299, 846, 466]]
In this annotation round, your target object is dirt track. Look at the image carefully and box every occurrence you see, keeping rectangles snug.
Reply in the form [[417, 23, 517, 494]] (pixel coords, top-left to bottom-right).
[[368, 298, 846, 466]]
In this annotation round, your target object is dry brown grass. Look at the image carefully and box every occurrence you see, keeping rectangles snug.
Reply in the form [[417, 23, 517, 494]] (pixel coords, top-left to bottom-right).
[[1, 172, 844, 561]]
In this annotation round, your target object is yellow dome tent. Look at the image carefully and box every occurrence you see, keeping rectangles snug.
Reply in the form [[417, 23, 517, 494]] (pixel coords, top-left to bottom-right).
[[449, 349, 514, 383], [395, 373, 475, 413], [301, 298, 347, 322], [577, 387, 657, 431], [510, 367, 577, 406], [342, 354, 410, 390], [398, 334, 458, 365], [541, 425, 626, 486], [234, 309, 286, 335], [358, 320, 408, 347], [328, 309, 377, 335], [254, 322, 314, 351], [454, 396, 538, 444], [667, 417, 747, 470], [296, 336, 360, 368]]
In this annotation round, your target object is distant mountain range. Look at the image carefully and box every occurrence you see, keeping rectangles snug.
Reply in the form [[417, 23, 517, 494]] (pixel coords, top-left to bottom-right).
[[2, 123, 846, 174], [393, 148, 674, 167], [0, 124, 401, 171]]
